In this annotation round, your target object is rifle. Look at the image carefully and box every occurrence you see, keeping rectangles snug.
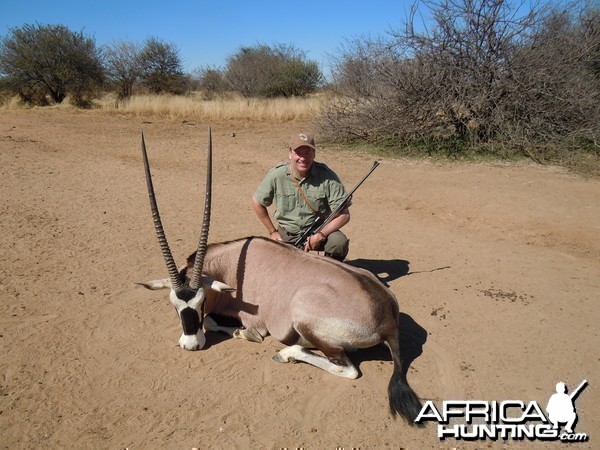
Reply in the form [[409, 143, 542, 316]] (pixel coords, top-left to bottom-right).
[[293, 161, 380, 249], [569, 379, 588, 400]]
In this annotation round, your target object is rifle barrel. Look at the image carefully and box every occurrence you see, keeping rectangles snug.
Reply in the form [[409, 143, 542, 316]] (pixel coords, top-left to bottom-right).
[[569, 379, 588, 400], [293, 161, 380, 248], [320, 161, 380, 229]]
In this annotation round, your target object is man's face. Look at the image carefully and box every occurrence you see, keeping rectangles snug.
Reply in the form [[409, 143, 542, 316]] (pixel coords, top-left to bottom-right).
[[289, 145, 315, 176]]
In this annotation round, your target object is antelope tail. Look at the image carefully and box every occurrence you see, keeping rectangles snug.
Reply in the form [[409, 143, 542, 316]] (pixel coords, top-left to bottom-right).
[[387, 332, 424, 426]]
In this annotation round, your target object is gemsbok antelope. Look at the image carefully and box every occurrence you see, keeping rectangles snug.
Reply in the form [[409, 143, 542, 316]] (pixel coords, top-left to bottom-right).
[[139, 129, 424, 425]]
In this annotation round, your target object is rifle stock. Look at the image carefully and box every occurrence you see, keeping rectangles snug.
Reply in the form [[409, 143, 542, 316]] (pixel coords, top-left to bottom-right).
[[293, 161, 380, 249]]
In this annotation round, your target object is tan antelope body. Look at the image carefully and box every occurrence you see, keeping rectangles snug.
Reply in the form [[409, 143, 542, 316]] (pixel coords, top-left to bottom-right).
[[140, 130, 423, 425]]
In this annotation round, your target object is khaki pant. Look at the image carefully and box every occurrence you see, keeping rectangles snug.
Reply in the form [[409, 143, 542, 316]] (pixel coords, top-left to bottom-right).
[[278, 226, 349, 262]]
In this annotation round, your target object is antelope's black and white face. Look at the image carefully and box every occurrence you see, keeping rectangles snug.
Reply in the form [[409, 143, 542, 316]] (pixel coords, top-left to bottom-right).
[[139, 274, 235, 350], [170, 287, 206, 351]]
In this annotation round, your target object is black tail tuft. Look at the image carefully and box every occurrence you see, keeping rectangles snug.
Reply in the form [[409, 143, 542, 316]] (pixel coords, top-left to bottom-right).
[[388, 367, 425, 427]]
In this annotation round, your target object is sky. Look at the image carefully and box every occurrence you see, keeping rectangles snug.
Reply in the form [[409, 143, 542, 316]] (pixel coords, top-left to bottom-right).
[[1, 0, 413, 79]]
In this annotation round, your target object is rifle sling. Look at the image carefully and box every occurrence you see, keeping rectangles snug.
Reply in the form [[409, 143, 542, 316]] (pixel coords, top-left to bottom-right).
[[290, 163, 319, 214]]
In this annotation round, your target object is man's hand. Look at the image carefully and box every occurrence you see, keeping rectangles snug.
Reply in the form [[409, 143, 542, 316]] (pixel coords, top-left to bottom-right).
[[269, 231, 283, 242], [304, 232, 325, 252]]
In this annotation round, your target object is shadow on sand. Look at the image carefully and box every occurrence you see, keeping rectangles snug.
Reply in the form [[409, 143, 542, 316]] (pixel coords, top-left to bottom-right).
[[345, 258, 427, 376], [349, 312, 428, 378], [346, 258, 410, 286]]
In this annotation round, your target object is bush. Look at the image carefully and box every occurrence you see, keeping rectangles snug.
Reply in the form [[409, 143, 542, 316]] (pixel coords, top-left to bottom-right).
[[103, 40, 143, 100], [0, 23, 104, 106], [225, 44, 323, 97], [138, 37, 187, 95], [192, 66, 229, 99], [321, 0, 600, 167]]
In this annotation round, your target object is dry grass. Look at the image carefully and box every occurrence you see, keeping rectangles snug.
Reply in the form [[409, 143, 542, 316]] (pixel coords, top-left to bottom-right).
[[0, 91, 328, 122], [0, 94, 27, 109], [95, 92, 327, 122], [4, 90, 595, 176]]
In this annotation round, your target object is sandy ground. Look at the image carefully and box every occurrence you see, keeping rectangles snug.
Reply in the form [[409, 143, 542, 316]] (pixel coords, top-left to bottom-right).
[[0, 109, 598, 449]]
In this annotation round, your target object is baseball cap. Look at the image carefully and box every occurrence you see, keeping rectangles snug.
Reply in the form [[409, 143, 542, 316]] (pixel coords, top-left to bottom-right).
[[289, 132, 316, 151]]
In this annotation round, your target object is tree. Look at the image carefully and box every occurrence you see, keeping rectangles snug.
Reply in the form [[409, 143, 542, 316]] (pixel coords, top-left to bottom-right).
[[192, 65, 228, 99], [103, 40, 142, 99], [323, 0, 600, 160], [225, 44, 323, 97], [581, 6, 600, 78], [505, 6, 600, 148], [0, 23, 104, 106], [138, 37, 186, 94], [273, 57, 323, 97]]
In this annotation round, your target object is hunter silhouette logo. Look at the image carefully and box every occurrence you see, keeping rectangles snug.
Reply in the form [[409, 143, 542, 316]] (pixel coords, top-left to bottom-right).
[[546, 380, 587, 434], [415, 379, 589, 442]]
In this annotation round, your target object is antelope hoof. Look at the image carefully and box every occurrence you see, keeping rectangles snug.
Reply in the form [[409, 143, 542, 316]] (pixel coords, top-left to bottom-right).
[[272, 353, 296, 364], [245, 327, 264, 343], [233, 327, 263, 343]]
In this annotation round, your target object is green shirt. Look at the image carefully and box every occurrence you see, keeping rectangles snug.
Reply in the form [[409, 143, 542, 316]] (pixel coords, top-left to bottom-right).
[[254, 161, 347, 235]]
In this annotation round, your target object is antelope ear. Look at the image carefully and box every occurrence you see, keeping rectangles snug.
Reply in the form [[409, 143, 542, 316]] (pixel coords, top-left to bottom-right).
[[136, 278, 172, 290], [202, 275, 236, 292]]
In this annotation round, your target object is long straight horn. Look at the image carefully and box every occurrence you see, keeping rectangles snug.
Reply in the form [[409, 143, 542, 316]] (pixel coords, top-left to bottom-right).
[[190, 127, 212, 290], [141, 131, 182, 291]]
